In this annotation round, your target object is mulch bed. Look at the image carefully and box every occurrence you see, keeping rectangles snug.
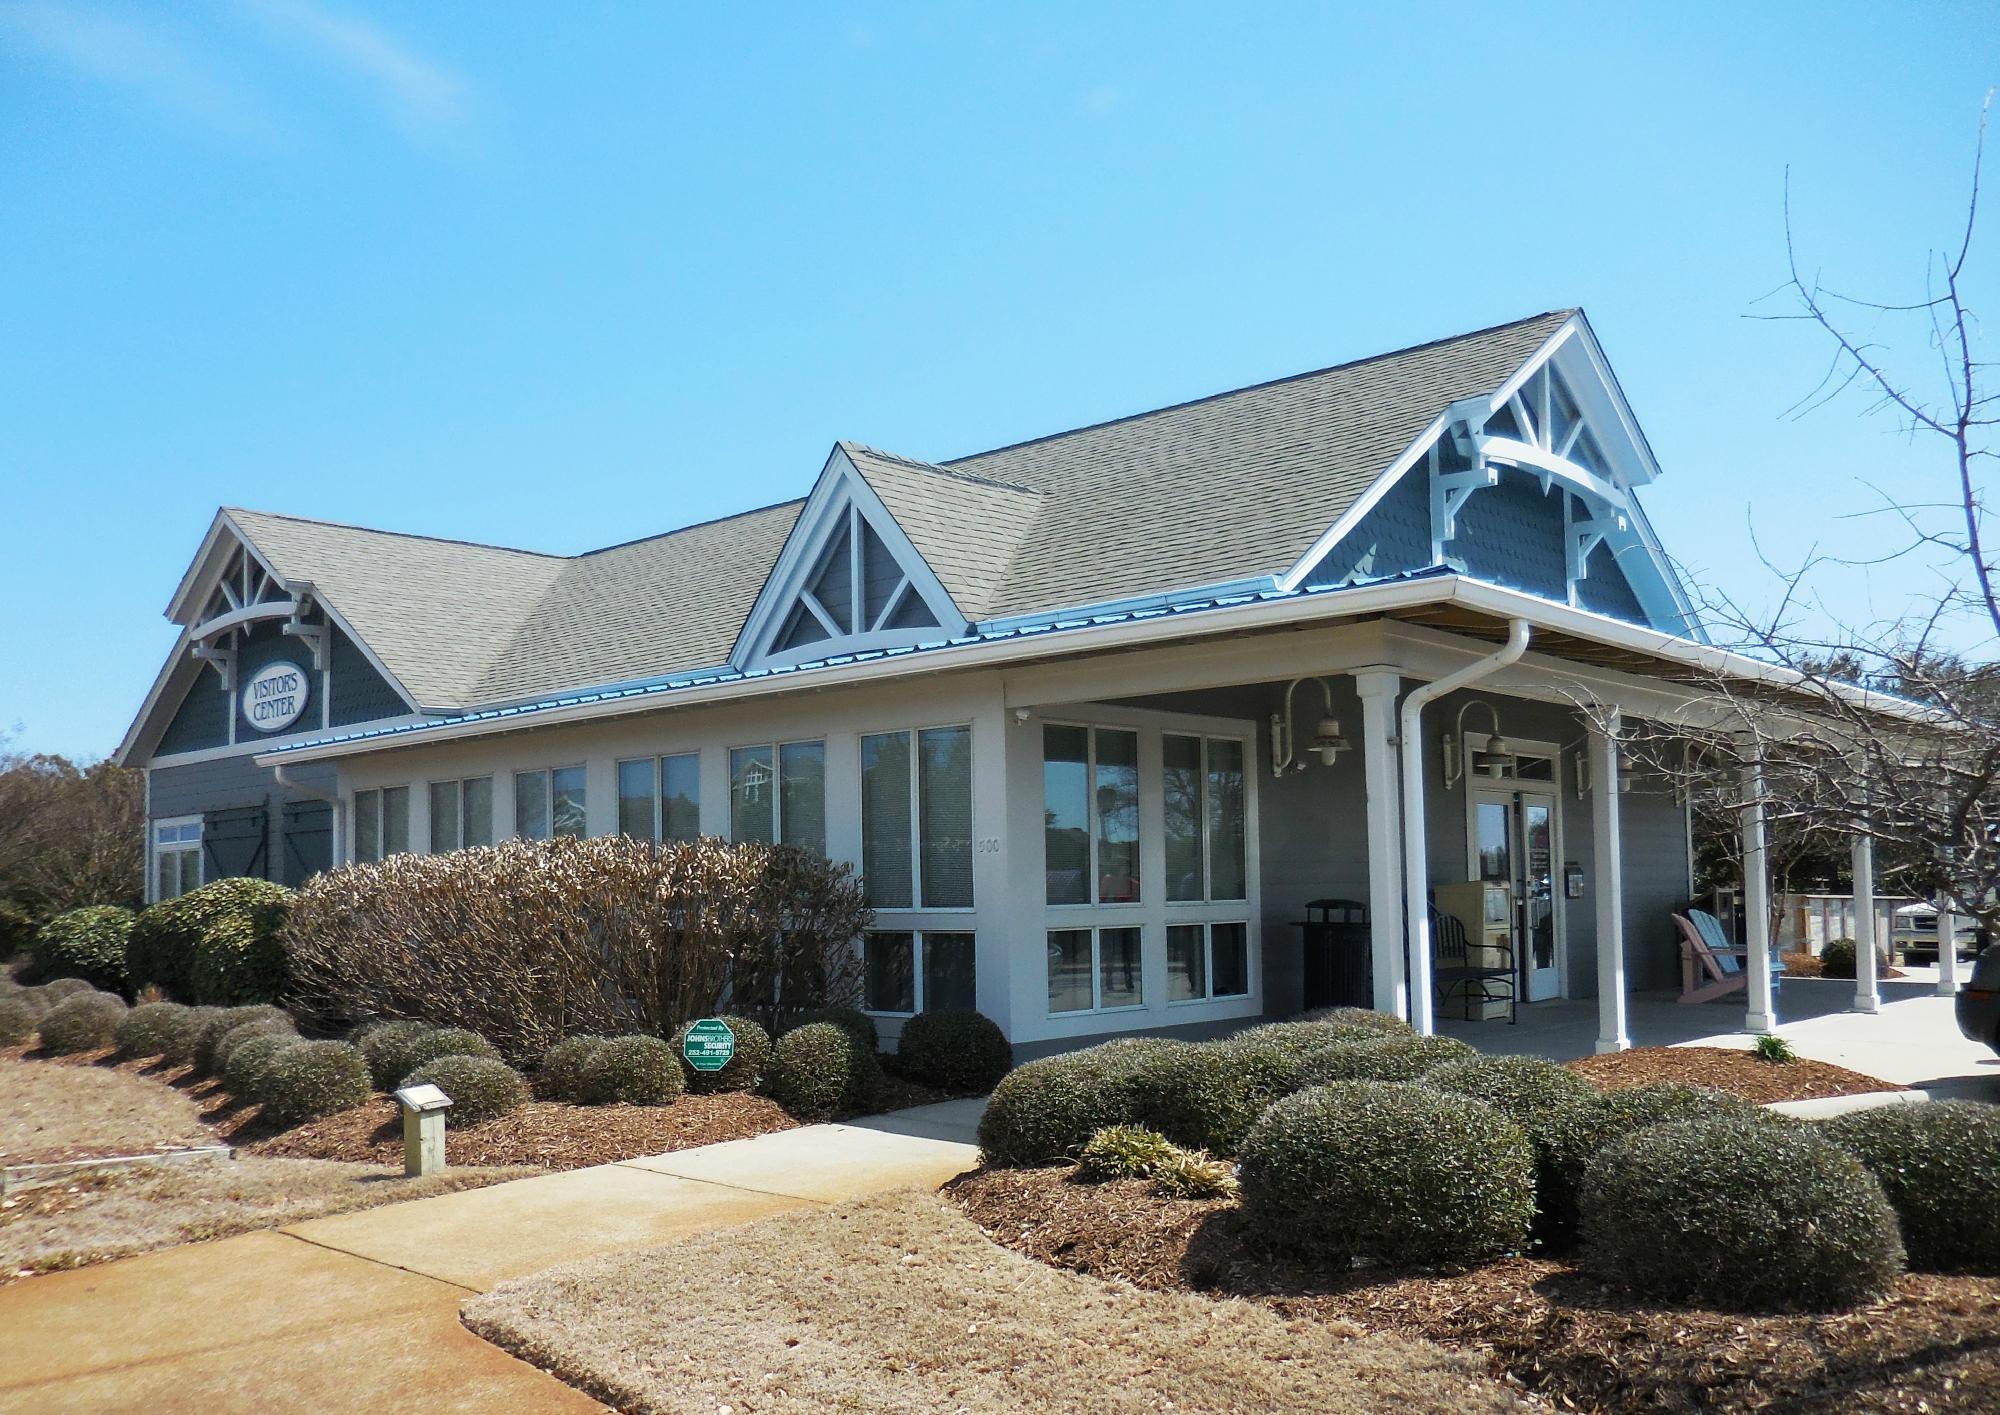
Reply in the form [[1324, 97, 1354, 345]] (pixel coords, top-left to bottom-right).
[[948, 1166, 2000, 1414], [1563, 1046, 1902, 1103]]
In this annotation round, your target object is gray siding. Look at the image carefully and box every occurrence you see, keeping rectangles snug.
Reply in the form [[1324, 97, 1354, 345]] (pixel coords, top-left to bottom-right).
[[150, 756, 339, 888], [1577, 541, 1647, 622], [330, 627, 409, 725], [1448, 468, 1568, 601], [156, 670, 230, 755], [234, 620, 311, 742], [1304, 467, 1430, 587]]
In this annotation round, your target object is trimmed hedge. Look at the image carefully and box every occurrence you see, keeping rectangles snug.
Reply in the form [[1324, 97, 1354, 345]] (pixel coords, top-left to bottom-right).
[[358, 1021, 437, 1090], [393, 1027, 502, 1086], [1819, 938, 1890, 981], [127, 878, 293, 1005], [163, 1006, 224, 1068], [0, 995, 41, 1045], [223, 1031, 304, 1099], [894, 1009, 1012, 1094], [113, 1001, 202, 1060], [1821, 1101, 2000, 1274], [790, 1007, 878, 1054], [213, 1017, 297, 1073], [671, 1015, 772, 1094], [1298, 1033, 1478, 1084], [1240, 1082, 1535, 1269], [538, 1034, 610, 1102], [1127, 1041, 1259, 1156], [975, 1038, 1176, 1167], [582, 1035, 686, 1107], [259, 1041, 371, 1125], [1580, 1116, 1903, 1309], [194, 1005, 293, 1075], [37, 990, 130, 1054], [1297, 1006, 1415, 1036], [765, 1022, 861, 1120], [405, 1055, 530, 1124], [39, 977, 96, 1004], [30, 906, 133, 993], [1422, 1055, 1605, 1247]]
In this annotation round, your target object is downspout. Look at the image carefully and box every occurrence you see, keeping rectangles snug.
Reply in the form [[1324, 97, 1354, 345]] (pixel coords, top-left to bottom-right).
[[273, 762, 344, 871], [1399, 617, 1532, 1034]]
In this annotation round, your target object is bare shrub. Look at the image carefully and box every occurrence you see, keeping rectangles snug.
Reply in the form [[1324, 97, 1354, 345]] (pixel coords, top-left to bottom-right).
[[285, 836, 871, 1062]]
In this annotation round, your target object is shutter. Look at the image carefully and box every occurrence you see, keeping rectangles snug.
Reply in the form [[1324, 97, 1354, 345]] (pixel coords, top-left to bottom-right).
[[202, 805, 269, 881], [280, 800, 333, 886]]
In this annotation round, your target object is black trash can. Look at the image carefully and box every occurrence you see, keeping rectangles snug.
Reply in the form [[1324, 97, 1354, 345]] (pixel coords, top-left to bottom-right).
[[1295, 898, 1371, 1010]]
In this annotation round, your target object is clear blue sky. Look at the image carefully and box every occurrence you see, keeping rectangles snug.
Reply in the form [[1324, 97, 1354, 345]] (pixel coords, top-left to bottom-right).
[[3, 1, 1994, 759]]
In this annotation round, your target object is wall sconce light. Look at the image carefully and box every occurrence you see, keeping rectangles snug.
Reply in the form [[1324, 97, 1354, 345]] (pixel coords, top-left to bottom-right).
[[1571, 743, 1640, 797], [1270, 677, 1351, 776], [1441, 699, 1513, 788]]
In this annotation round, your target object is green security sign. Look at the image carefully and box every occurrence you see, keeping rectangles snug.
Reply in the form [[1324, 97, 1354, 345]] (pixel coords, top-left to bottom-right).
[[682, 1017, 736, 1073]]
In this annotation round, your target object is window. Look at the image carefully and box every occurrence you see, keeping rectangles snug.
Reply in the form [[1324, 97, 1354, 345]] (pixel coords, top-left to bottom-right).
[[730, 741, 824, 852], [1047, 925, 1143, 1013], [154, 818, 203, 900], [353, 786, 409, 863], [514, 767, 586, 841], [617, 754, 704, 843], [860, 725, 973, 910], [862, 930, 975, 1015], [1162, 734, 1247, 902], [769, 505, 941, 657], [1043, 724, 1140, 906], [1167, 922, 1250, 1002], [428, 777, 493, 853]]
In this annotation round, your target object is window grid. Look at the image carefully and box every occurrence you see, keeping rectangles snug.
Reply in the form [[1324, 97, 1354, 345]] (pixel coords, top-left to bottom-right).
[[1164, 733, 1249, 905], [427, 776, 495, 855], [1167, 921, 1251, 1004], [862, 724, 974, 913], [353, 786, 410, 863], [617, 754, 704, 844], [729, 740, 825, 853], [1046, 925, 1145, 1016], [1044, 722, 1141, 909], [513, 767, 587, 841], [862, 929, 976, 1016], [153, 818, 203, 901]]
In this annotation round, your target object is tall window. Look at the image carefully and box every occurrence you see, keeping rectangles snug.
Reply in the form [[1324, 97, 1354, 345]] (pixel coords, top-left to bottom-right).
[[730, 741, 825, 853], [1167, 922, 1250, 1002], [618, 754, 703, 843], [1162, 734, 1247, 902], [1046, 925, 1143, 1014], [428, 777, 493, 854], [514, 767, 586, 841], [154, 818, 203, 900], [863, 930, 975, 1015], [354, 786, 410, 863], [860, 725, 973, 910], [1043, 725, 1139, 905]]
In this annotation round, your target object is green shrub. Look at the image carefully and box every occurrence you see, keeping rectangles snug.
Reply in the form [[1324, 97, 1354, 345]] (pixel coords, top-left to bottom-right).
[[1299, 1033, 1478, 1084], [0, 995, 41, 1045], [258, 1040, 371, 1126], [404, 1055, 530, 1124], [976, 1038, 1177, 1166], [194, 1005, 293, 1074], [1297, 1006, 1415, 1036], [223, 1031, 304, 1099], [30, 906, 133, 993], [1818, 938, 1890, 980], [1595, 1082, 1761, 1135], [1754, 1034, 1798, 1064], [1239, 1082, 1535, 1269], [671, 1015, 772, 1094], [163, 1006, 224, 1068], [128, 878, 293, 1004], [0, 900, 36, 957], [113, 1001, 201, 1059], [537, 1034, 609, 1102], [213, 1016, 297, 1073], [1152, 1147, 1240, 1200], [789, 1007, 878, 1054], [1, 983, 50, 1018], [1580, 1116, 1903, 1309], [36, 990, 130, 1054], [1077, 1124, 1183, 1181], [894, 1009, 1012, 1094], [765, 1022, 861, 1120], [1422, 1054, 1598, 1115], [358, 1021, 437, 1090], [1127, 1042, 1259, 1155], [38, 977, 96, 1003], [582, 1035, 685, 1107], [391, 1027, 501, 1087], [1821, 1101, 2000, 1274], [1422, 1055, 1606, 1248]]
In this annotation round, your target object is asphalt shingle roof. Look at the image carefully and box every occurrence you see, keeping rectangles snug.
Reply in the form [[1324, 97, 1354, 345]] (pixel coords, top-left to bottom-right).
[[218, 310, 1573, 712]]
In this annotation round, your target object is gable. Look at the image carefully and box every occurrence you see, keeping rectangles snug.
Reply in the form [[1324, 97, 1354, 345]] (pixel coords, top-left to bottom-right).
[[733, 447, 968, 669]]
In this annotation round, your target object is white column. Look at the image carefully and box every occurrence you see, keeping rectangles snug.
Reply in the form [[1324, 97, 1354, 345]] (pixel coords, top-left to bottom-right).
[[1589, 711, 1630, 1053], [1401, 705, 1436, 1037], [1740, 758, 1776, 1034], [1938, 902, 1961, 995], [1352, 669, 1407, 1019], [1851, 834, 1880, 1014]]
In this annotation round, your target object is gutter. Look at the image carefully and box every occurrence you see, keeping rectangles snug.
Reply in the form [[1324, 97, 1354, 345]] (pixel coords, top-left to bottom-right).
[[1399, 616, 1531, 1034]]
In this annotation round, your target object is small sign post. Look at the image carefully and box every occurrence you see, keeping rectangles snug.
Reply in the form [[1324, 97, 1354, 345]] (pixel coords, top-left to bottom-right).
[[682, 1018, 736, 1074]]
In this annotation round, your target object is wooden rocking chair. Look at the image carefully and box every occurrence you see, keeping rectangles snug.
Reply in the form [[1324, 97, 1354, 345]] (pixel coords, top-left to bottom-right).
[[1674, 909, 1748, 1004]]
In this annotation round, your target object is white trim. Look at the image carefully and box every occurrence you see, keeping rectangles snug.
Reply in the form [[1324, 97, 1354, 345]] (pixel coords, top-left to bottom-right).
[[146, 713, 439, 768], [149, 814, 205, 904], [860, 926, 978, 1018], [726, 738, 825, 848]]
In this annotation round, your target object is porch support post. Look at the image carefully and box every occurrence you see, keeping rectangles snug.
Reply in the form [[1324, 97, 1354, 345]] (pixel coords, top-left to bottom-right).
[[1352, 669, 1407, 1019], [1851, 833, 1880, 1014], [1938, 903, 1961, 996], [1588, 710, 1629, 1053], [1740, 757, 1776, 1034]]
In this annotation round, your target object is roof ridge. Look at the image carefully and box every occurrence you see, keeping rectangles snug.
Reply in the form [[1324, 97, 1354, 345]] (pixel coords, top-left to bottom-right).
[[225, 506, 566, 560], [578, 497, 806, 558], [941, 308, 1578, 467], [839, 441, 1042, 496]]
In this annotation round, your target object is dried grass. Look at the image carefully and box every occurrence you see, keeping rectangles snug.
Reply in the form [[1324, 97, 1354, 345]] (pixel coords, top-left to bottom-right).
[[0, 1056, 210, 1163], [1562, 1045, 1903, 1103], [464, 1188, 1525, 1414]]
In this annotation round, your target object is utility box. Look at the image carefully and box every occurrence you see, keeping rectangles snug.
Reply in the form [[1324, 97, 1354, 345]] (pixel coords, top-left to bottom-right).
[[394, 1083, 452, 1178]]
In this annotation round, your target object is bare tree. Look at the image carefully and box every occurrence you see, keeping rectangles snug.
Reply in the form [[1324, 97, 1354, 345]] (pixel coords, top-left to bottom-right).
[[0, 744, 146, 922]]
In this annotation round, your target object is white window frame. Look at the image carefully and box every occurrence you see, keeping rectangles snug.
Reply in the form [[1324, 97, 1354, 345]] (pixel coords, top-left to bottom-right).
[[353, 785, 410, 863], [1045, 923, 1147, 1017], [514, 764, 588, 841], [152, 815, 204, 902], [426, 775, 494, 854], [1042, 720, 1143, 911], [860, 928, 977, 1018], [860, 722, 975, 915], [728, 738, 825, 850], [1161, 731, 1251, 906], [1165, 919, 1253, 1006], [617, 752, 703, 843]]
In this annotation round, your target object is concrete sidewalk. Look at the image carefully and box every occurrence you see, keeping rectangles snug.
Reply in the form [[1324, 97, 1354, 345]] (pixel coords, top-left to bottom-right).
[[0, 1102, 981, 1413]]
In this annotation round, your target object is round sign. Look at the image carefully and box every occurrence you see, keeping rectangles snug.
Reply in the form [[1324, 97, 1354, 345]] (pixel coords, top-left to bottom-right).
[[681, 1017, 736, 1073], [241, 660, 311, 733]]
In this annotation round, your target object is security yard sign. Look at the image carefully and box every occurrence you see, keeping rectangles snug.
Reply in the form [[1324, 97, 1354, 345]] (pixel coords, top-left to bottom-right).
[[682, 1017, 735, 1072]]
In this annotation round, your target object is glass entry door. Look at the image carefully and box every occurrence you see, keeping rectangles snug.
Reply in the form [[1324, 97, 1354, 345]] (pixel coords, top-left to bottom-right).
[[1472, 788, 1561, 1004]]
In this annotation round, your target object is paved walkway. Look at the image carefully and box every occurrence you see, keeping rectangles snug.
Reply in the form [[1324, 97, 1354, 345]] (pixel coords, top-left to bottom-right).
[[0, 1100, 982, 1414]]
